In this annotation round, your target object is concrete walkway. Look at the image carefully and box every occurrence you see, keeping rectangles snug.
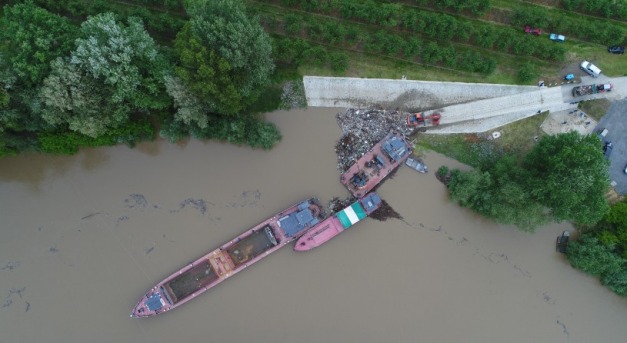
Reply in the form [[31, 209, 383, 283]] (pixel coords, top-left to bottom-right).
[[304, 76, 627, 134]]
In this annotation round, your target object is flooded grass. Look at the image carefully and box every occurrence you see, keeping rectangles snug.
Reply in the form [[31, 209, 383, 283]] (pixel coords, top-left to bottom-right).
[[490, 111, 550, 155], [415, 112, 550, 168]]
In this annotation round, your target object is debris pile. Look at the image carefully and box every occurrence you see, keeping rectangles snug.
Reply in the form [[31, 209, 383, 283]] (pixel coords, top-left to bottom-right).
[[280, 81, 307, 110], [334, 108, 415, 172], [370, 200, 403, 222], [327, 196, 355, 213]]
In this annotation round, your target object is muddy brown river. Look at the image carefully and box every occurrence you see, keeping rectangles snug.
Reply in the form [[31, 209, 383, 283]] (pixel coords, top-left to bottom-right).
[[1, 108, 626, 343]]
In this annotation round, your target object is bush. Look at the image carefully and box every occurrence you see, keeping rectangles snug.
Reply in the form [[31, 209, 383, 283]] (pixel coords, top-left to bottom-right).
[[284, 14, 303, 35], [517, 63, 536, 83], [567, 235, 623, 276], [330, 52, 349, 73], [38, 119, 155, 154]]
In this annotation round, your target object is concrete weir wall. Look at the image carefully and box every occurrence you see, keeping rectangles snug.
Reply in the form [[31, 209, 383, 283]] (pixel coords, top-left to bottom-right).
[[304, 76, 537, 110]]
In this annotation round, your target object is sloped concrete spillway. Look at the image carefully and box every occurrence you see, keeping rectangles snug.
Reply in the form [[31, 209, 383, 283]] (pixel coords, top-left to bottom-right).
[[304, 76, 627, 133]]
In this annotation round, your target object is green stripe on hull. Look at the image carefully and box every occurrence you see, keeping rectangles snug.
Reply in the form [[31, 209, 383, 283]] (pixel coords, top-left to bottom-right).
[[337, 202, 367, 229]]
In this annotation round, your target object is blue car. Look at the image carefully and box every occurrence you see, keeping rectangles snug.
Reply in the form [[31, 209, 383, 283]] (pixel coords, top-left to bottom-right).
[[550, 33, 565, 42]]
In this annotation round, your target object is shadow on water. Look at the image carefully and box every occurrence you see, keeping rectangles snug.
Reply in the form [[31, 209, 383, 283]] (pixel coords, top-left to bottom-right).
[[133, 139, 163, 157], [0, 148, 109, 188]]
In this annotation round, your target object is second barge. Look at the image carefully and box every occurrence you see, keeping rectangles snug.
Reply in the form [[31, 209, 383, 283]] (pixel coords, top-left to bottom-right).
[[294, 192, 382, 251], [340, 130, 412, 197], [130, 198, 325, 318]]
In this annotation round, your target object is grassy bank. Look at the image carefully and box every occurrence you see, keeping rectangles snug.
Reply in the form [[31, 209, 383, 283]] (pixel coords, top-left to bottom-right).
[[414, 111, 549, 167]]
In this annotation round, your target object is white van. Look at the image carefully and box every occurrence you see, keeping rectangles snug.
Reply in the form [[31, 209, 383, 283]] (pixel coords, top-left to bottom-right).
[[597, 128, 608, 141], [580, 61, 601, 77]]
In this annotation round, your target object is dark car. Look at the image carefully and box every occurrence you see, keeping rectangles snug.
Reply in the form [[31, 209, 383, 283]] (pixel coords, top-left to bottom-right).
[[556, 231, 570, 253], [608, 46, 625, 54], [603, 141, 613, 158]]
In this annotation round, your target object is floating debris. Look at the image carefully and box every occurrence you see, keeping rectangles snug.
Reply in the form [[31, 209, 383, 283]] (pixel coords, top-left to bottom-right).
[[81, 212, 100, 220], [1, 261, 21, 271], [125, 194, 148, 209], [227, 190, 260, 208], [178, 198, 209, 215], [370, 200, 402, 221], [327, 196, 355, 213], [116, 216, 129, 226]]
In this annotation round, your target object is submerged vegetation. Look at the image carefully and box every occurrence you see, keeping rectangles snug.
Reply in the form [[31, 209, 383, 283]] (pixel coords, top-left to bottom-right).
[[565, 194, 627, 296]]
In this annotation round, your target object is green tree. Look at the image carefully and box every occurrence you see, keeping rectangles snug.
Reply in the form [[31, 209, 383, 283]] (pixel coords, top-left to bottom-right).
[[601, 267, 627, 296], [39, 13, 169, 137], [0, 1, 77, 87], [567, 234, 623, 276], [330, 52, 349, 73], [173, 0, 274, 117], [0, 90, 9, 110], [447, 156, 548, 231], [0, 1, 77, 142], [517, 62, 536, 83], [523, 132, 610, 225]]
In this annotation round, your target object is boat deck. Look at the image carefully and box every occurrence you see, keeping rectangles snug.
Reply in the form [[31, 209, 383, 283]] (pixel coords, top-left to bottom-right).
[[163, 260, 219, 305], [294, 192, 382, 251], [295, 217, 343, 250], [340, 131, 411, 197], [131, 198, 324, 318], [226, 225, 278, 267]]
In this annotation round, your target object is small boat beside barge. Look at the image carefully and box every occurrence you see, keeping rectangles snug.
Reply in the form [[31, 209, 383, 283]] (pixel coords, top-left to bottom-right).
[[131, 198, 324, 318], [294, 192, 382, 251], [340, 130, 412, 198], [405, 157, 428, 174]]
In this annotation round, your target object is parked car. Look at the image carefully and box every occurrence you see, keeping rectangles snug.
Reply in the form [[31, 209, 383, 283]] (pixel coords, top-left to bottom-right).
[[603, 141, 613, 158], [580, 60, 601, 77], [524, 25, 542, 36], [556, 231, 570, 253], [549, 33, 565, 42], [608, 46, 625, 54]]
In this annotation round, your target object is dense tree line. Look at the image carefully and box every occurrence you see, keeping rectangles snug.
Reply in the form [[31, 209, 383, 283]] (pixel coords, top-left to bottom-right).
[[561, 0, 627, 21], [511, 7, 625, 45], [442, 132, 610, 231], [411, 0, 491, 16], [567, 199, 627, 296], [258, 0, 565, 61], [265, 14, 496, 74], [29, 0, 186, 37], [0, 0, 282, 157]]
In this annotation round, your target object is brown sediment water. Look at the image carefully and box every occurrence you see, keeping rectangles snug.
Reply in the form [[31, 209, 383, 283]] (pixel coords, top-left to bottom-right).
[[0, 107, 626, 343]]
